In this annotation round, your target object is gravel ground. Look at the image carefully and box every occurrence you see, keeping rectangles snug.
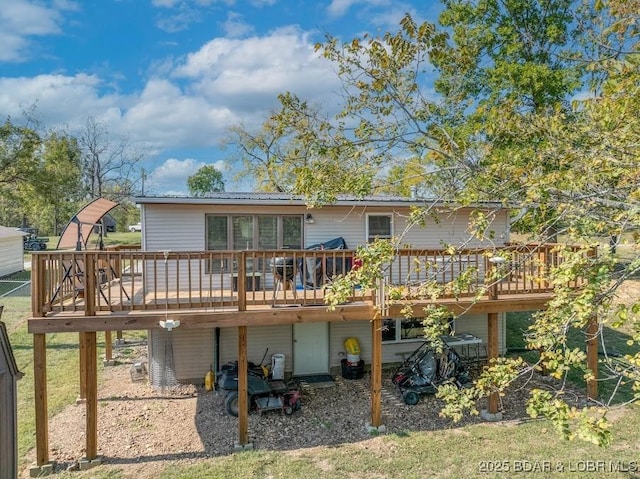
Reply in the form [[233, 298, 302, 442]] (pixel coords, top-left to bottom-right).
[[21, 343, 586, 478]]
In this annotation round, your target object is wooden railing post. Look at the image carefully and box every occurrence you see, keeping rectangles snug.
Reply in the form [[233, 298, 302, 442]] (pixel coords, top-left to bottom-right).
[[84, 253, 96, 317], [237, 252, 246, 311], [31, 253, 46, 317], [486, 257, 498, 300]]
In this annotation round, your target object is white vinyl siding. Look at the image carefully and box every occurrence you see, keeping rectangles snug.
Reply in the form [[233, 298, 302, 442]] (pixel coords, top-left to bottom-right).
[[142, 204, 509, 254], [330, 322, 371, 367], [328, 313, 504, 367], [141, 202, 510, 382], [219, 325, 293, 372], [0, 235, 24, 278], [148, 328, 214, 383]]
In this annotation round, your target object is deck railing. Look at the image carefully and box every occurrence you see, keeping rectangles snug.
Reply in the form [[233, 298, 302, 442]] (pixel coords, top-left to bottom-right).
[[30, 244, 592, 317]]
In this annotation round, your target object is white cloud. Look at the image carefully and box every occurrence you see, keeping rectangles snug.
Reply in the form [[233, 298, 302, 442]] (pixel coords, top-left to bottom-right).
[[327, 0, 407, 25], [368, 3, 425, 31], [0, 32, 29, 62], [151, 0, 225, 7], [0, 0, 80, 62], [155, 9, 202, 33], [249, 0, 276, 5], [0, 74, 122, 127], [0, 25, 344, 194], [221, 11, 254, 38], [173, 26, 339, 107], [122, 79, 238, 148], [153, 0, 235, 31], [326, 0, 362, 17], [146, 157, 226, 195]]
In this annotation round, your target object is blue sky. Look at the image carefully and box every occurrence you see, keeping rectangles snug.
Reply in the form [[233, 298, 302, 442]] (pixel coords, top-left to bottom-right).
[[0, 0, 440, 195]]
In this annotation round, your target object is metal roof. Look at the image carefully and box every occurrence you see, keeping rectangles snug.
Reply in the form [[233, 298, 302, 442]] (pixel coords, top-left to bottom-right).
[[0, 226, 27, 239], [134, 192, 505, 209]]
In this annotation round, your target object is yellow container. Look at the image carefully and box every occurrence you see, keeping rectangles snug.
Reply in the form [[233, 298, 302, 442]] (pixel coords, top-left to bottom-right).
[[344, 337, 361, 355], [204, 369, 214, 391]]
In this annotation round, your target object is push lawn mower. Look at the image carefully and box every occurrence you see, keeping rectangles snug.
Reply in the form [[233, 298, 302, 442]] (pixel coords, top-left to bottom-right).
[[392, 341, 470, 405]]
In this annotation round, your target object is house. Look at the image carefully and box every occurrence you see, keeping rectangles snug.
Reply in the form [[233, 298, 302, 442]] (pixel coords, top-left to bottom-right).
[[27, 192, 597, 469], [0, 309, 24, 479], [135, 193, 512, 385], [0, 226, 25, 278]]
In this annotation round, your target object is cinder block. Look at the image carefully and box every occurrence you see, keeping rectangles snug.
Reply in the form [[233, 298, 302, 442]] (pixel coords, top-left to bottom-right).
[[365, 422, 387, 434], [233, 441, 254, 451], [79, 456, 102, 471], [480, 409, 504, 422], [29, 462, 54, 477]]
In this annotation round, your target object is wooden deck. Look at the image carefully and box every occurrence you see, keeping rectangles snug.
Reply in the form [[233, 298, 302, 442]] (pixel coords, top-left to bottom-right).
[[26, 243, 599, 470], [27, 244, 582, 333]]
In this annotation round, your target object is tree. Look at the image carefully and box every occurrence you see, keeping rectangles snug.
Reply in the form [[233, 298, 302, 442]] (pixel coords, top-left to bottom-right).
[[0, 118, 85, 234], [224, 93, 377, 204], [226, 1, 639, 445], [78, 117, 143, 201], [186, 165, 225, 197], [28, 133, 84, 234], [0, 118, 40, 193]]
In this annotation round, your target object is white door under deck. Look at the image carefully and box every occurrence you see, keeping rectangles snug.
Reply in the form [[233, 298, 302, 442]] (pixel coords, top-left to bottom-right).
[[293, 322, 329, 375]]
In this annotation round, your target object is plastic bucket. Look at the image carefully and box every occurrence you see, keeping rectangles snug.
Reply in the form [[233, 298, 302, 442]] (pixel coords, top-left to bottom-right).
[[347, 354, 360, 363], [271, 353, 285, 380]]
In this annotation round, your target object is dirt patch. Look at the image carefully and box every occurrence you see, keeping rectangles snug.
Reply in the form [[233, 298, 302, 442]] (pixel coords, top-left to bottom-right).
[[21, 343, 588, 478]]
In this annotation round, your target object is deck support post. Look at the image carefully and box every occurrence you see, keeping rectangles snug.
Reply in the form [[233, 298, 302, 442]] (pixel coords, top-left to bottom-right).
[[369, 311, 383, 430], [236, 325, 251, 449], [84, 332, 99, 460], [486, 312, 500, 417], [586, 315, 599, 401], [33, 333, 50, 467], [104, 331, 113, 364], [235, 253, 252, 449], [78, 332, 87, 401]]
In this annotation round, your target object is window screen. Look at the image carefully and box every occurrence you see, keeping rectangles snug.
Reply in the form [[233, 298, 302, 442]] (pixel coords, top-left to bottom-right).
[[368, 214, 392, 241]]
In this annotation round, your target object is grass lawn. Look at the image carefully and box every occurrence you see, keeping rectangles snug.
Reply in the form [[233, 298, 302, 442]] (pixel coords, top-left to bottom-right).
[[506, 311, 638, 406], [1, 296, 94, 464], [45, 405, 640, 479], [39, 231, 141, 252]]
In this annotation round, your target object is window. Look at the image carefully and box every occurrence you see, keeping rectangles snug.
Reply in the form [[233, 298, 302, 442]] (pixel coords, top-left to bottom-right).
[[233, 216, 254, 250], [207, 216, 227, 250], [206, 215, 228, 273], [367, 214, 393, 242], [206, 214, 303, 272], [258, 216, 277, 249], [383, 317, 455, 342], [282, 216, 302, 249]]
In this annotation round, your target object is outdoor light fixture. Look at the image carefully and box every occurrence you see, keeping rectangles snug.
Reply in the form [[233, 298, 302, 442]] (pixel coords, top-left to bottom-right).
[[159, 319, 180, 331], [488, 256, 506, 265], [305, 213, 314, 224]]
